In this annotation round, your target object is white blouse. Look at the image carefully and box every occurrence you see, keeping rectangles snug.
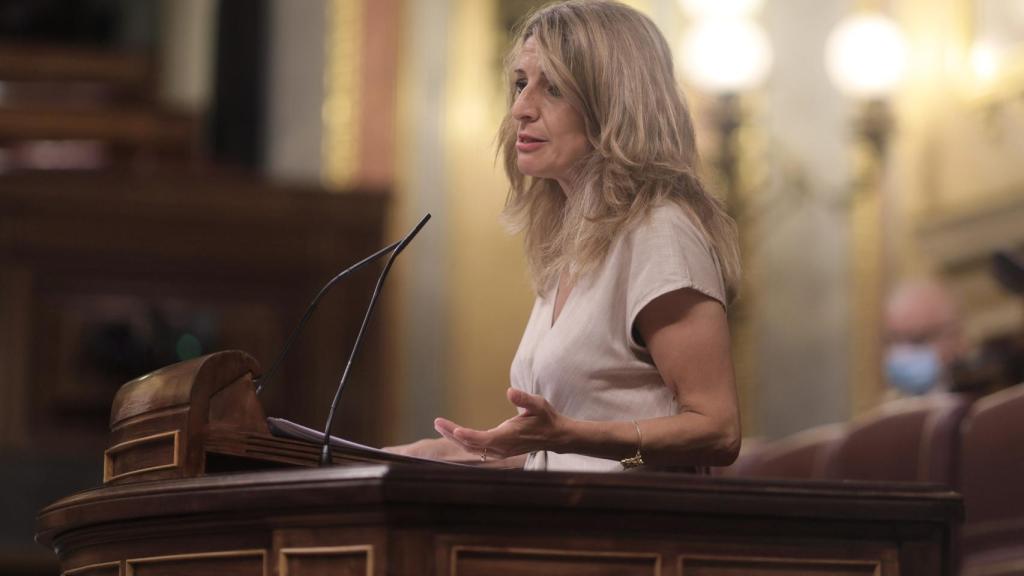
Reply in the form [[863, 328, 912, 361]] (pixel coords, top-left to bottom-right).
[[510, 201, 727, 472]]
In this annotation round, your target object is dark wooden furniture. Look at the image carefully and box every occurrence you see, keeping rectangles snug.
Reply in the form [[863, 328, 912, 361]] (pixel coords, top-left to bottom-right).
[[37, 463, 961, 576], [38, 349, 964, 576], [0, 170, 391, 452], [1, 170, 388, 574], [35, 352, 963, 575], [103, 350, 417, 486], [0, 42, 198, 170]]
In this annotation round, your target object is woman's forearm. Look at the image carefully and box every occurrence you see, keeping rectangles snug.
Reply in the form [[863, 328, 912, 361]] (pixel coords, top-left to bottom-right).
[[555, 411, 740, 467]]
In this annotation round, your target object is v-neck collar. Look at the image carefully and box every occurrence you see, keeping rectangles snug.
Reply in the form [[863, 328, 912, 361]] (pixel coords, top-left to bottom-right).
[[550, 272, 575, 329]]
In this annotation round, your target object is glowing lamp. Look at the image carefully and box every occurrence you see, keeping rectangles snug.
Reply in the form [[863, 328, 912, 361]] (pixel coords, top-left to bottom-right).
[[678, 0, 764, 18], [679, 17, 773, 93], [825, 13, 908, 99]]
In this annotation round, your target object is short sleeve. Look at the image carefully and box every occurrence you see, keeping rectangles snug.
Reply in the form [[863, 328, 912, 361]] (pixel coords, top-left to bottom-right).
[[624, 203, 727, 350]]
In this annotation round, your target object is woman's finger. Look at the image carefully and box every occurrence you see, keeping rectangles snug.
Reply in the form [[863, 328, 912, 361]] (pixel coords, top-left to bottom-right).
[[452, 425, 492, 447], [507, 387, 545, 413], [434, 417, 458, 436], [434, 418, 468, 449], [435, 417, 493, 451]]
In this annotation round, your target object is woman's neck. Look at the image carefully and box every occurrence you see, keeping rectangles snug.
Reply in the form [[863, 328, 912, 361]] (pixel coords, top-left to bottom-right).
[[556, 178, 577, 197], [555, 164, 585, 198]]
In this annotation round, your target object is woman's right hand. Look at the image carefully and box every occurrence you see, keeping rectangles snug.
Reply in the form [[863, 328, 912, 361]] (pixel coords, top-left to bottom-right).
[[383, 437, 528, 469], [382, 437, 476, 461]]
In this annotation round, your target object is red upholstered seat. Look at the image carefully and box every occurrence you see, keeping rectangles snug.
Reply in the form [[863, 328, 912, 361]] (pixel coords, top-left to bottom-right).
[[821, 393, 973, 486], [712, 436, 766, 477], [735, 423, 845, 480], [959, 383, 1024, 576]]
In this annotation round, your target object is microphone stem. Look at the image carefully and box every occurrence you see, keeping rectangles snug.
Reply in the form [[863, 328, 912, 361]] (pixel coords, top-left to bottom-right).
[[255, 240, 401, 395], [319, 213, 430, 466], [320, 358, 355, 466], [318, 252, 399, 466]]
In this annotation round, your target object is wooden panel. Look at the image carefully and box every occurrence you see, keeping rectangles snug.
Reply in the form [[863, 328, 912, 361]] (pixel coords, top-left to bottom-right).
[[961, 558, 1024, 576], [37, 465, 961, 576], [0, 107, 195, 146], [279, 545, 372, 576], [679, 554, 880, 576], [104, 430, 179, 483], [126, 549, 264, 576], [0, 43, 150, 84], [451, 546, 661, 576], [64, 561, 121, 576]]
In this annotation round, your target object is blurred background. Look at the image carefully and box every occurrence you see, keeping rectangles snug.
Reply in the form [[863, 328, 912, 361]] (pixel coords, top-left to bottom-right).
[[0, 0, 1022, 573]]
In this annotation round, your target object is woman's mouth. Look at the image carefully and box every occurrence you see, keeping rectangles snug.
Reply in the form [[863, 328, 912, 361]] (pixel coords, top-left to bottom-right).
[[516, 134, 547, 152]]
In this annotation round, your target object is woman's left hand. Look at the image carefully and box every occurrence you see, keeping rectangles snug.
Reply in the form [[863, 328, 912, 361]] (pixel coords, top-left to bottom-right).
[[434, 388, 569, 460]]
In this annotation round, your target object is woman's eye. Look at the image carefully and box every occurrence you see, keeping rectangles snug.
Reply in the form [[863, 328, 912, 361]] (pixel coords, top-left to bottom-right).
[[514, 79, 527, 94], [546, 84, 562, 97]]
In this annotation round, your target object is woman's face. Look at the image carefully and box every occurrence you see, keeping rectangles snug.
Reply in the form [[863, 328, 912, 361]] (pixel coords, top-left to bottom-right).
[[511, 37, 591, 190]]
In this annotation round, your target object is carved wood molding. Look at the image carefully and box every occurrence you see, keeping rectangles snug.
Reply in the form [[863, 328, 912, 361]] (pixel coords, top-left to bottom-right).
[[917, 191, 1024, 273], [278, 545, 373, 576], [450, 545, 662, 576], [915, 190, 1024, 340], [63, 560, 121, 576], [103, 429, 180, 483], [124, 549, 265, 576], [678, 553, 884, 576]]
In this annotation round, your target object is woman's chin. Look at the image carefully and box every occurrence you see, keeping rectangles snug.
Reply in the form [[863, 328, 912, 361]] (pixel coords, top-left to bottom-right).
[[515, 162, 547, 180]]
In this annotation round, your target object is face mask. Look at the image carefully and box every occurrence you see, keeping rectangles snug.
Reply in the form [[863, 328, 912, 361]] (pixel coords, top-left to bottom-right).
[[886, 344, 941, 395]]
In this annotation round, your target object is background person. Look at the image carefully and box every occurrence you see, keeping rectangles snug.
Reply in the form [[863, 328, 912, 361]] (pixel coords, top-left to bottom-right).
[[884, 278, 968, 396]]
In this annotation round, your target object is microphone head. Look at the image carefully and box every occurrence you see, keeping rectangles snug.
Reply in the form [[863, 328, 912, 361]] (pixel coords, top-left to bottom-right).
[[394, 213, 431, 255]]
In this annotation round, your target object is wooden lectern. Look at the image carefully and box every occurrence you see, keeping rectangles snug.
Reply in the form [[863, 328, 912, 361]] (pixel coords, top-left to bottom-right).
[[37, 351, 962, 575], [101, 350, 418, 486]]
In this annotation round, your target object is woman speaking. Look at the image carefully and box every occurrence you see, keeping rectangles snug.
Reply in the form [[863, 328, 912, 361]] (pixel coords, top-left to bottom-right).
[[390, 0, 741, 472]]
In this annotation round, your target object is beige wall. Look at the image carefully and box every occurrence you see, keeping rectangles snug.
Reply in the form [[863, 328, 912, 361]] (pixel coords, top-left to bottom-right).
[[390, 0, 534, 441], [444, 0, 536, 430], [265, 0, 327, 184], [751, 0, 852, 436]]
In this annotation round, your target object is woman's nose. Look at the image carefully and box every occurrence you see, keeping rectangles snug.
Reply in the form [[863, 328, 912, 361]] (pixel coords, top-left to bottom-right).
[[512, 89, 538, 123]]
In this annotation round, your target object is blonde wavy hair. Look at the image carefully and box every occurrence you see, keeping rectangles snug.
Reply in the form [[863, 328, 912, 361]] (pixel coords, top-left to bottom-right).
[[499, 0, 741, 302]]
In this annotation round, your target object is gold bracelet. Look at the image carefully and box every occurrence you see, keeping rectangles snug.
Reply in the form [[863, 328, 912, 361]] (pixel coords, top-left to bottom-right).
[[620, 420, 645, 469]]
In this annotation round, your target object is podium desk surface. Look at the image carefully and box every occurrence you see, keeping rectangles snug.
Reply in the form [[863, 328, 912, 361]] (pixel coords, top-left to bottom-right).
[[37, 464, 962, 576]]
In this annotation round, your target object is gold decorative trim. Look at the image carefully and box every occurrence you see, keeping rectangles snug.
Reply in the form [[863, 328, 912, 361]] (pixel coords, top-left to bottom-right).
[[450, 545, 662, 576], [103, 429, 180, 484], [322, 0, 364, 189], [125, 549, 265, 576], [848, 115, 888, 417], [279, 545, 374, 576], [63, 560, 121, 576], [678, 553, 882, 575]]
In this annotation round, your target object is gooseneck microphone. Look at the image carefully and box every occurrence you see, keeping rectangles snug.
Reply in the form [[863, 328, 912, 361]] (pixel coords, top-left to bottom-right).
[[254, 239, 404, 395], [319, 213, 431, 466]]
